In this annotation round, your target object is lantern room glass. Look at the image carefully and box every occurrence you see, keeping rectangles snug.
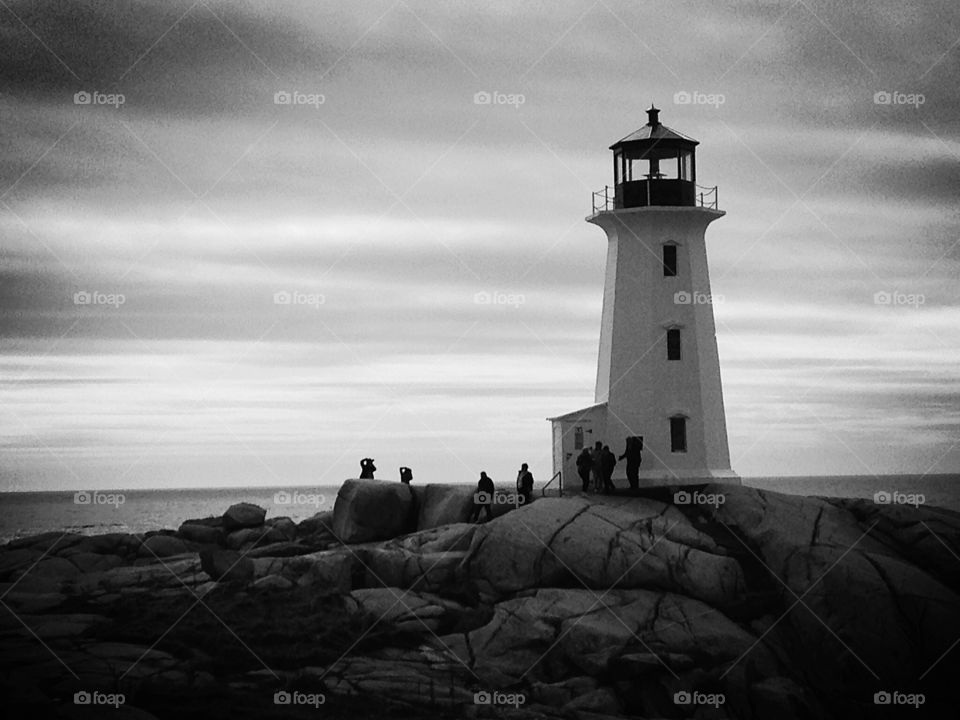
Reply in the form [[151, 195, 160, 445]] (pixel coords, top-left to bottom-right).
[[615, 147, 694, 184]]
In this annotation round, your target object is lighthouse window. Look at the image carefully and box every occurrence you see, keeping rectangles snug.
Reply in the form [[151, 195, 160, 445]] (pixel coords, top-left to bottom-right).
[[670, 417, 687, 453], [667, 329, 681, 360], [662, 245, 678, 276]]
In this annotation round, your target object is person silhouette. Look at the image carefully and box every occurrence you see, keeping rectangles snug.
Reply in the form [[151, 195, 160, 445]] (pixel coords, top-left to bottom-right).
[[516, 463, 534, 506], [469, 471, 495, 523], [359, 458, 376, 479], [618, 437, 642, 490], [591, 441, 604, 492], [399, 466, 413, 484], [601, 445, 617, 493], [576, 448, 592, 492]]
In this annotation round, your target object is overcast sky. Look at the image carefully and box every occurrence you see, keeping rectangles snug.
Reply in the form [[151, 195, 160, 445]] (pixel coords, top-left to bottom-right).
[[1, 0, 959, 491]]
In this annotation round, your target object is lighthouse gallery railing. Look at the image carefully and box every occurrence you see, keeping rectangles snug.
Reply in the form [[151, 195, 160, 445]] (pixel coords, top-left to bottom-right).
[[591, 184, 719, 213]]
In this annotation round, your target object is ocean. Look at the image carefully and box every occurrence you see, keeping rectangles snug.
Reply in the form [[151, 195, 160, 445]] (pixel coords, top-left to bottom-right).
[[0, 475, 957, 544]]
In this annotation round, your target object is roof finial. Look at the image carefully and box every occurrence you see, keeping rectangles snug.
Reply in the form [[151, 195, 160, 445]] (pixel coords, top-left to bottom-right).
[[647, 104, 660, 129]]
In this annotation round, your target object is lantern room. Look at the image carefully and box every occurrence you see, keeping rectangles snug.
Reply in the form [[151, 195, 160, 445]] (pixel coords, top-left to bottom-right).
[[610, 105, 699, 208]]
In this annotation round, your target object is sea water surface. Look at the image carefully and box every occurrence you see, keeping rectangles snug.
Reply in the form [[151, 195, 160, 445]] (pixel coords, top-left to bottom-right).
[[0, 475, 957, 544]]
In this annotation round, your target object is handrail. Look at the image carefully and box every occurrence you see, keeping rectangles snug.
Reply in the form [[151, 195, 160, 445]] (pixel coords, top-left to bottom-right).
[[696, 184, 718, 210], [591, 182, 719, 212], [592, 186, 613, 214], [541, 470, 562, 497]]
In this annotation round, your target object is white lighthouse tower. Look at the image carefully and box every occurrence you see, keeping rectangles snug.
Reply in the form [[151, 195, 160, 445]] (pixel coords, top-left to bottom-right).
[[549, 106, 739, 488]]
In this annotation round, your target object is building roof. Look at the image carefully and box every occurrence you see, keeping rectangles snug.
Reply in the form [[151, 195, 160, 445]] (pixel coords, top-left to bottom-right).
[[546, 401, 607, 422], [609, 105, 699, 149], [610, 123, 698, 148]]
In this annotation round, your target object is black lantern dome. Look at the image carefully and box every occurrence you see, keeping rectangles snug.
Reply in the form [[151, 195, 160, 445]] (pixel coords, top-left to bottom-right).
[[609, 105, 699, 208]]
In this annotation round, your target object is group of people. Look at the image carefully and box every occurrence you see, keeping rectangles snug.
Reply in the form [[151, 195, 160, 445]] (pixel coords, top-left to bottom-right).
[[575, 438, 643, 493], [469, 463, 534, 523], [357, 458, 413, 485], [356, 458, 535, 521]]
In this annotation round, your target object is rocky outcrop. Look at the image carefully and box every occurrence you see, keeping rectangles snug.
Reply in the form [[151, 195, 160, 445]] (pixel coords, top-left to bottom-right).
[[461, 497, 744, 605], [222, 502, 266, 530], [1, 484, 957, 719], [333, 479, 416, 543]]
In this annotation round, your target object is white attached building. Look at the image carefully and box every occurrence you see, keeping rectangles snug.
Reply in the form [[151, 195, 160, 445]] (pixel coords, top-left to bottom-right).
[[548, 107, 739, 488]]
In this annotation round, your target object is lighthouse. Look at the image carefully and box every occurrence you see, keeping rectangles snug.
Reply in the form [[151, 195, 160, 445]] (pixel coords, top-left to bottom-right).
[[548, 106, 739, 488]]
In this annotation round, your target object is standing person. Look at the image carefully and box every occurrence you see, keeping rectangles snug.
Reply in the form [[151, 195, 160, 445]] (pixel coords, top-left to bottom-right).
[[516, 463, 534, 506], [576, 448, 593, 492], [399, 466, 413, 484], [359, 458, 376, 479], [590, 441, 604, 493], [619, 438, 642, 490], [602, 445, 617, 493], [469, 471, 495, 523]]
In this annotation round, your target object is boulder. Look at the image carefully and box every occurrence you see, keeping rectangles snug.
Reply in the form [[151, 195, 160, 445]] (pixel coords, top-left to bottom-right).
[[440, 587, 759, 686], [297, 510, 334, 536], [251, 574, 294, 591], [416, 484, 476, 529], [222, 502, 266, 531], [265, 516, 297, 540], [702, 483, 960, 698], [224, 526, 268, 550], [199, 548, 254, 584], [137, 534, 188, 559], [177, 522, 223, 545], [332, 479, 415, 543], [461, 497, 744, 604]]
